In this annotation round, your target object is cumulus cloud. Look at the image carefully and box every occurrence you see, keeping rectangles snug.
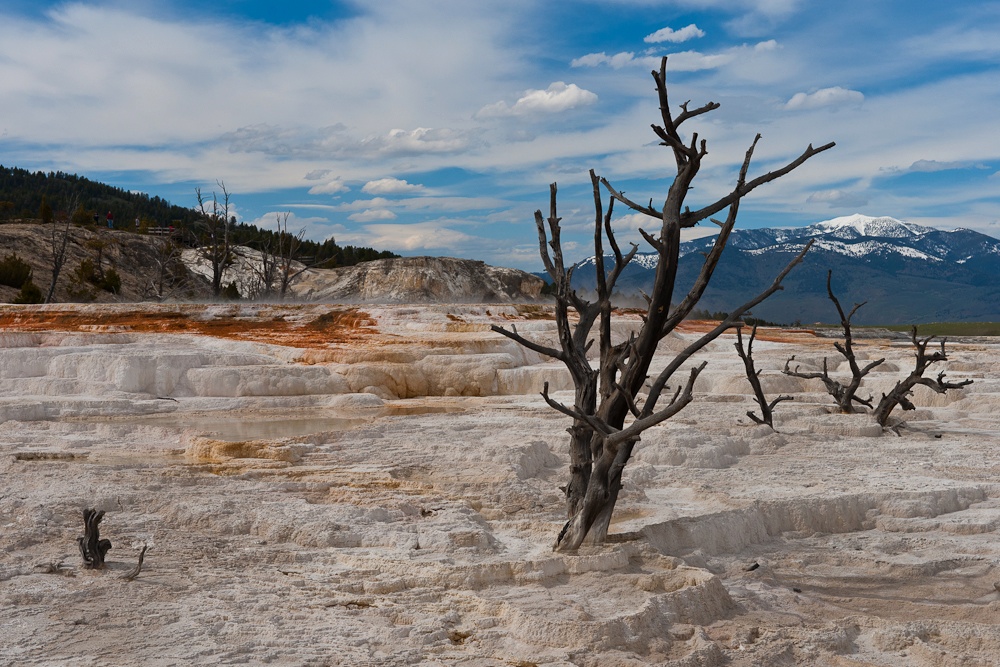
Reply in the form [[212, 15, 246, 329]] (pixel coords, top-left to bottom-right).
[[245, 210, 328, 232], [571, 51, 653, 69], [807, 189, 870, 208], [307, 178, 348, 195], [571, 48, 744, 72], [361, 178, 424, 195], [369, 128, 481, 155], [476, 82, 598, 118], [360, 222, 477, 252], [348, 209, 397, 222], [644, 24, 705, 44], [785, 86, 864, 110]]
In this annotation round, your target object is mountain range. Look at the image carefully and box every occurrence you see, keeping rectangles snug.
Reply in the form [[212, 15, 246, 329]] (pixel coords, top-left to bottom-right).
[[569, 214, 1000, 325]]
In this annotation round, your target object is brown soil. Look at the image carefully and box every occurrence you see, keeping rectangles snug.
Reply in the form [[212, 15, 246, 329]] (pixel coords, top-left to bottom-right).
[[0, 304, 377, 348]]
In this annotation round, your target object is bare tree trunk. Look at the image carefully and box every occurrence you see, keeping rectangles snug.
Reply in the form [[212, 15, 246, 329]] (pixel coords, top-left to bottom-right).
[[275, 212, 309, 300], [44, 200, 76, 304], [197, 182, 232, 298], [77, 508, 111, 569], [735, 325, 793, 428], [873, 328, 972, 427], [494, 57, 833, 551], [783, 270, 884, 413], [144, 238, 188, 302]]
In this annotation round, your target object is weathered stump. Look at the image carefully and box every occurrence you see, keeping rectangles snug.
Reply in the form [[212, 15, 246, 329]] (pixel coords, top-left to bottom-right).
[[77, 508, 112, 569]]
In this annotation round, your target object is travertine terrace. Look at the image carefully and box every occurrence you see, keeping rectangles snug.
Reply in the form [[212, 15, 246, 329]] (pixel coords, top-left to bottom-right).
[[2, 303, 999, 666]]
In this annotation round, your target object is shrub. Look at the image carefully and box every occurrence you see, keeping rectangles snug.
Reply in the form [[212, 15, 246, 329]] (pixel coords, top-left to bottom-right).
[[67, 259, 98, 301], [72, 258, 98, 283], [100, 268, 121, 294], [222, 281, 241, 300], [39, 196, 53, 225], [0, 253, 32, 288], [72, 204, 94, 226], [13, 279, 43, 304]]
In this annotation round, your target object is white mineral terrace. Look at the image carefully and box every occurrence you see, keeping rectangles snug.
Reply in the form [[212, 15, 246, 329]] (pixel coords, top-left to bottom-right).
[[2, 303, 1000, 666]]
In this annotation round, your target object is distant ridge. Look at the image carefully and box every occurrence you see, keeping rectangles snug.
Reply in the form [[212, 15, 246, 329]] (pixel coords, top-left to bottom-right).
[[571, 214, 1000, 325]]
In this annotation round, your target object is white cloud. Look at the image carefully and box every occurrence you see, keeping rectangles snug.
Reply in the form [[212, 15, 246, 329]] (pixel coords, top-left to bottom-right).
[[307, 178, 349, 195], [785, 87, 864, 110], [224, 124, 482, 159], [245, 210, 328, 233], [644, 24, 705, 44], [331, 196, 505, 214], [807, 189, 870, 208], [360, 222, 477, 252], [477, 82, 598, 118], [348, 209, 397, 222], [571, 49, 734, 71], [571, 51, 652, 69], [333, 198, 393, 212], [908, 159, 986, 172], [371, 128, 481, 156], [361, 178, 424, 195]]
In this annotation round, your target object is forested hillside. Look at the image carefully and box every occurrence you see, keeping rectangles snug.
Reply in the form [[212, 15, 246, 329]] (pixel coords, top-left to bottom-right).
[[0, 165, 397, 268]]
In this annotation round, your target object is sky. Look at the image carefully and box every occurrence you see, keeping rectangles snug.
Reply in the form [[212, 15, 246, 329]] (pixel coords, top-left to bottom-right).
[[2, 0, 1000, 271]]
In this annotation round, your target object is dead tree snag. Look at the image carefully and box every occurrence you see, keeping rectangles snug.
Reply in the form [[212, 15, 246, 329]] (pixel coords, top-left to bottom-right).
[[196, 182, 233, 299], [783, 270, 884, 413], [77, 508, 111, 569], [873, 328, 972, 428], [492, 56, 833, 551], [735, 325, 793, 428]]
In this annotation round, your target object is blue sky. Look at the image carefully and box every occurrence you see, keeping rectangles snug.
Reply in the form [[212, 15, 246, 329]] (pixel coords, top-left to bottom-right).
[[2, 1, 1000, 270]]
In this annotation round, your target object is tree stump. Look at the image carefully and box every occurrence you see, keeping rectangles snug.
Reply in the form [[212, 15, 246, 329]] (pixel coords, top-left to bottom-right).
[[77, 508, 112, 569]]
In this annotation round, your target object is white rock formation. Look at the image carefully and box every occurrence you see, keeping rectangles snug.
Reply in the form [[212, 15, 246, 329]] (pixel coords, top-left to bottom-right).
[[0, 304, 996, 666]]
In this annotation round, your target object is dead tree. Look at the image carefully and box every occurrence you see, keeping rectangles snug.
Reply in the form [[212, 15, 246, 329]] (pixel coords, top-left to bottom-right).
[[783, 270, 884, 413], [492, 56, 833, 551], [275, 212, 308, 300], [735, 325, 793, 428], [196, 182, 233, 298], [77, 508, 112, 569], [873, 328, 972, 427], [142, 237, 190, 302], [44, 197, 77, 304], [243, 213, 308, 300], [242, 241, 278, 300]]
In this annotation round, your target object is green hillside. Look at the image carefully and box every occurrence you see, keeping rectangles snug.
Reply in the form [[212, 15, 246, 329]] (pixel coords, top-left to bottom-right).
[[0, 165, 397, 268]]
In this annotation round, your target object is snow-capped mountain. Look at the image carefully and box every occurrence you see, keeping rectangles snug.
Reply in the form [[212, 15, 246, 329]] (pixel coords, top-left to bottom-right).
[[569, 214, 1000, 324]]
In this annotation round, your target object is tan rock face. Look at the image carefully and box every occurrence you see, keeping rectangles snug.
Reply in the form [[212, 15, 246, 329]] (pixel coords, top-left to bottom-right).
[[296, 256, 545, 303]]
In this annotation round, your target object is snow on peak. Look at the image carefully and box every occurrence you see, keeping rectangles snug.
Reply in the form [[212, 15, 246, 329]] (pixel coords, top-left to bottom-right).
[[809, 214, 932, 239]]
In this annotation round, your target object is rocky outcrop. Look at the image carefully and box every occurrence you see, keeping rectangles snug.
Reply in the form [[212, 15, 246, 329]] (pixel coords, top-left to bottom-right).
[[295, 256, 544, 303]]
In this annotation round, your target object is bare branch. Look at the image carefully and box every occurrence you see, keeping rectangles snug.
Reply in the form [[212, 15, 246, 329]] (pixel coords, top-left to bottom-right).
[[874, 327, 973, 426], [735, 325, 793, 428], [680, 141, 836, 228], [491, 324, 564, 362], [647, 240, 813, 403], [606, 363, 705, 448]]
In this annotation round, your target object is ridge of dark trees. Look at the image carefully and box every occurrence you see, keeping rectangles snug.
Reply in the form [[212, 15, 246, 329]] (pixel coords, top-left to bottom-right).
[[0, 165, 398, 268]]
